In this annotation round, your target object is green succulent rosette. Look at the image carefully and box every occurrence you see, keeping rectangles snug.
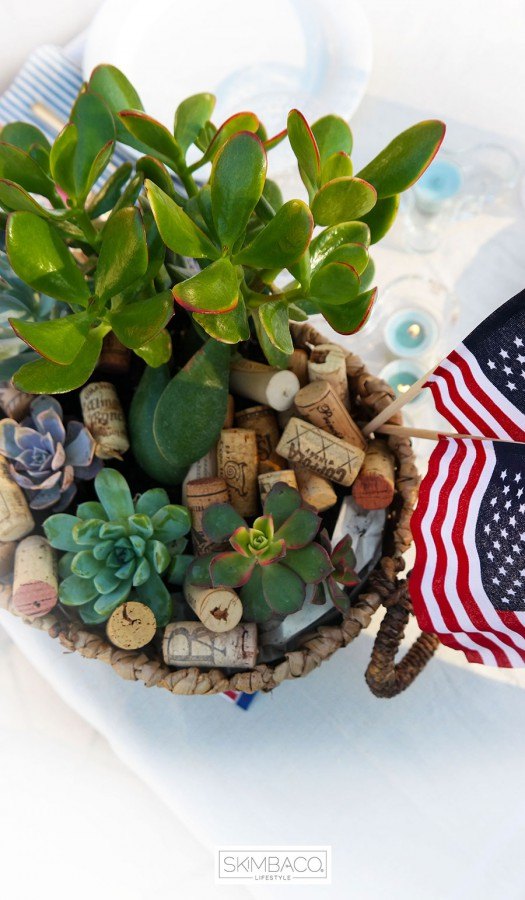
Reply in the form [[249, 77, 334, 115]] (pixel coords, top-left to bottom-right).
[[44, 468, 191, 627]]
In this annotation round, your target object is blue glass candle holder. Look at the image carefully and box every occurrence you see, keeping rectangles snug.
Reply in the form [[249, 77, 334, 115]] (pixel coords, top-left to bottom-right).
[[384, 307, 439, 358], [379, 359, 427, 407], [414, 159, 462, 214]]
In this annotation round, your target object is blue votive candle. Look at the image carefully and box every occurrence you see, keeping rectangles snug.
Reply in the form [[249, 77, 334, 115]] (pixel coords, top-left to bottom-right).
[[384, 307, 439, 358], [414, 159, 462, 213], [379, 359, 427, 406]]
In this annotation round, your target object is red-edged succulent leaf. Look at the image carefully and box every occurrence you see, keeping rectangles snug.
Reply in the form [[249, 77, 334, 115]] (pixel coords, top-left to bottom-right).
[[311, 177, 377, 226], [275, 508, 320, 549], [331, 535, 358, 585], [360, 195, 400, 244], [252, 515, 274, 541], [264, 128, 287, 151], [325, 576, 351, 612], [287, 109, 321, 192], [239, 566, 273, 623], [320, 287, 377, 335], [263, 483, 302, 530], [202, 503, 246, 542], [210, 551, 254, 587], [172, 258, 238, 314], [262, 562, 306, 615], [309, 261, 361, 307], [283, 543, 334, 584], [199, 111, 259, 164], [257, 539, 286, 566], [229, 526, 252, 557]]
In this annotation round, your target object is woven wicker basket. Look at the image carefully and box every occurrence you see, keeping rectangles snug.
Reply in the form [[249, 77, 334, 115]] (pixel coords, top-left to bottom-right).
[[0, 323, 439, 696]]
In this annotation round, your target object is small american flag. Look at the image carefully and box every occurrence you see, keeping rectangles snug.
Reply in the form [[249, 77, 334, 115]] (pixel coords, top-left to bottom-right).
[[426, 289, 525, 440], [411, 437, 525, 667]]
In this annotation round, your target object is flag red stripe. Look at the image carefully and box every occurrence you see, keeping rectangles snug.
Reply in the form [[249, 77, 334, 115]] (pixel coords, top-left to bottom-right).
[[451, 441, 518, 665], [430, 361, 499, 437], [451, 349, 523, 439]]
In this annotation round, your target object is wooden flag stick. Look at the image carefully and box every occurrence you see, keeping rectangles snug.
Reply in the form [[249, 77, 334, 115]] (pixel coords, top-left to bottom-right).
[[377, 424, 525, 444], [363, 367, 435, 437]]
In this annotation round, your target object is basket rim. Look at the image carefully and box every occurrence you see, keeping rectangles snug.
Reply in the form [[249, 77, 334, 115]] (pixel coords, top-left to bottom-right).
[[0, 321, 419, 695]]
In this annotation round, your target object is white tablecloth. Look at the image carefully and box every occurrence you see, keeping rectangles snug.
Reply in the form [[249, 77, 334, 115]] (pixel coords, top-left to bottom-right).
[[2, 3, 525, 898]]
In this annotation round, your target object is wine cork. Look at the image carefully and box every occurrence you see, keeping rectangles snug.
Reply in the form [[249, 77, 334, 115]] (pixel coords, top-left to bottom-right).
[[162, 621, 258, 668], [258, 469, 298, 503], [288, 349, 309, 387], [308, 343, 349, 408], [106, 601, 157, 649], [230, 357, 299, 411], [80, 382, 129, 459], [224, 394, 235, 429], [97, 332, 132, 374], [235, 405, 285, 474], [0, 457, 34, 541], [217, 428, 258, 517], [186, 477, 230, 555], [0, 540, 16, 577], [294, 380, 366, 450], [12, 535, 57, 618], [294, 466, 337, 512], [0, 382, 35, 421], [276, 417, 365, 487], [184, 583, 243, 633], [182, 447, 217, 505], [352, 439, 396, 510]]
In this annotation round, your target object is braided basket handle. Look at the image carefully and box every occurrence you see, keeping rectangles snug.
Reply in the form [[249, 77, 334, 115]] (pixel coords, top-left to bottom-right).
[[365, 580, 440, 698]]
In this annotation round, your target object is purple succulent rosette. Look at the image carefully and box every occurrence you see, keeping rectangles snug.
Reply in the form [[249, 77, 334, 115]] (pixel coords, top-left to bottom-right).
[[0, 395, 102, 511]]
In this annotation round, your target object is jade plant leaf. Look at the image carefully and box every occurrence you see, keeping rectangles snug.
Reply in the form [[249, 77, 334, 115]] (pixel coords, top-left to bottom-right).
[[129, 364, 187, 485], [287, 109, 320, 191], [357, 120, 446, 198], [233, 199, 313, 269], [135, 329, 172, 367], [197, 111, 259, 165], [283, 543, 334, 583], [311, 114, 353, 161], [311, 177, 377, 226], [88, 162, 133, 217], [70, 91, 115, 200], [1, 122, 51, 154], [118, 110, 180, 167], [309, 262, 361, 307], [319, 242, 368, 275], [360, 195, 400, 243], [146, 180, 219, 259], [13, 325, 106, 394], [88, 64, 144, 146], [320, 152, 353, 184], [193, 297, 250, 343], [172, 258, 238, 314], [136, 156, 176, 198], [252, 310, 292, 369], [95, 207, 148, 301], [320, 287, 377, 335], [174, 93, 216, 154], [153, 339, 230, 469], [258, 299, 294, 355], [310, 221, 371, 267], [211, 131, 267, 251], [109, 290, 173, 349], [49, 124, 77, 198], [6, 211, 90, 305], [0, 179, 53, 217], [9, 312, 93, 365], [0, 141, 56, 200], [262, 563, 305, 615]]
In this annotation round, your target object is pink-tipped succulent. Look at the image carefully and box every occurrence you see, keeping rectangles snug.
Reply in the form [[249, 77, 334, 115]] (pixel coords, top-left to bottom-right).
[[312, 532, 359, 612], [199, 482, 335, 622]]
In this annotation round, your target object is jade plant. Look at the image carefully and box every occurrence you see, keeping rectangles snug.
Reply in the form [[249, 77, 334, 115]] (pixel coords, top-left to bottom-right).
[[0, 63, 445, 478], [43, 468, 191, 626], [194, 482, 336, 622]]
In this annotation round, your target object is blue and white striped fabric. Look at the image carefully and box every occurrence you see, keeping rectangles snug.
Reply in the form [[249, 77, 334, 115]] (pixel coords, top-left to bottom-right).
[[0, 44, 134, 174]]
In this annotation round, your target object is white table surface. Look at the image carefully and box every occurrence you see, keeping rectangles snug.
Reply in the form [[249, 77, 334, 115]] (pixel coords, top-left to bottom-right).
[[1, 3, 525, 899]]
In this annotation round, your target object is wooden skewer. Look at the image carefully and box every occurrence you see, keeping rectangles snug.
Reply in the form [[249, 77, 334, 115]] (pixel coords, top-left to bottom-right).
[[31, 102, 65, 134], [362, 367, 435, 437], [377, 423, 525, 444]]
